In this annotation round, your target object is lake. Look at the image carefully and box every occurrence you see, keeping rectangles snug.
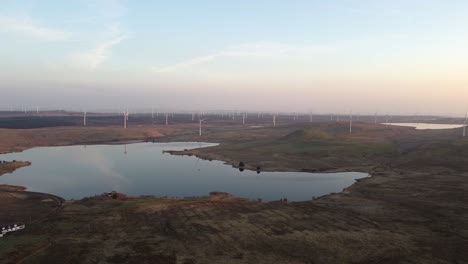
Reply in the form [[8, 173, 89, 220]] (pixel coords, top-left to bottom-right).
[[0, 142, 367, 201], [383, 123, 465, 130]]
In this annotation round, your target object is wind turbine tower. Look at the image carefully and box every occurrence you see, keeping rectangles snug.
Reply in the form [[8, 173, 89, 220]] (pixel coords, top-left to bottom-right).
[[273, 113, 276, 127], [310, 112, 313, 122], [199, 118, 206, 136], [349, 112, 353, 134], [83, 111, 87, 126], [123, 110, 129, 128], [165, 113, 169, 125], [374, 112, 377, 125], [242, 113, 246, 126]]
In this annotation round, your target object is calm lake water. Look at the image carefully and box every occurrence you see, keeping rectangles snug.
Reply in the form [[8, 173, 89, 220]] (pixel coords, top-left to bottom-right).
[[383, 123, 465, 130], [0, 142, 367, 201]]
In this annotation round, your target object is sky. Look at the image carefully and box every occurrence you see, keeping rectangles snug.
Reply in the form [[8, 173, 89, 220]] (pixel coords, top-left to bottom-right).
[[1, 0, 468, 115]]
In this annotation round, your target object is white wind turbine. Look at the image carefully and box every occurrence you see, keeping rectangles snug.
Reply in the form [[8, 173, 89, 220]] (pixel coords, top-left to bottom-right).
[[165, 113, 169, 125], [199, 118, 206, 136], [273, 113, 276, 127], [123, 109, 129, 128], [374, 112, 377, 125], [349, 111, 353, 134], [83, 111, 87, 126], [310, 112, 313, 122], [242, 113, 246, 126], [151, 106, 154, 119]]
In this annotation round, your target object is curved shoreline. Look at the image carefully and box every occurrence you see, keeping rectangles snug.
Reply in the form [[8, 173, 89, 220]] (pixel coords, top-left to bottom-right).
[[0, 141, 374, 202]]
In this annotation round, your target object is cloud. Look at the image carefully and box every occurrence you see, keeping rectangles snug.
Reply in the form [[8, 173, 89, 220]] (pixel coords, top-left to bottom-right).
[[0, 15, 69, 41], [71, 33, 126, 69], [152, 42, 336, 73], [67, 0, 128, 70]]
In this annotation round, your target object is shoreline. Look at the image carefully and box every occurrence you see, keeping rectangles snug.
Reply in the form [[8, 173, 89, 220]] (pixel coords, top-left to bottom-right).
[[1, 124, 467, 262], [0, 140, 375, 203], [163, 148, 376, 174]]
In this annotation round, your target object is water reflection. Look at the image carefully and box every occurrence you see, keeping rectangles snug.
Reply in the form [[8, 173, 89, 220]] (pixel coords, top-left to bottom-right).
[[383, 123, 465, 130], [0, 142, 368, 201]]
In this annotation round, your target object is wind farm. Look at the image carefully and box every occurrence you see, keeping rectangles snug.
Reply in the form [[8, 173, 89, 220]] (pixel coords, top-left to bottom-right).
[[1, 107, 468, 263], [1, 0, 468, 263]]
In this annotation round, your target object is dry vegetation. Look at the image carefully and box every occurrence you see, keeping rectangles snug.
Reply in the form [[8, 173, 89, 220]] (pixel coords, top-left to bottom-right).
[[0, 127, 163, 154], [0, 117, 467, 263]]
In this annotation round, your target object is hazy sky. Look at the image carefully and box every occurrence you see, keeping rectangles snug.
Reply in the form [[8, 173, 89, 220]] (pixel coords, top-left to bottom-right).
[[1, 0, 467, 115]]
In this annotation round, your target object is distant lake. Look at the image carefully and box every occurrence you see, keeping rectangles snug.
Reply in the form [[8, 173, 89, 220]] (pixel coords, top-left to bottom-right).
[[0, 142, 367, 201], [383, 123, 465, 130]]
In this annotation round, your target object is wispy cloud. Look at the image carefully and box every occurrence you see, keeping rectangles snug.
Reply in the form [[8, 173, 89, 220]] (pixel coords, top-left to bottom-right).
[[71, 32, 126, 69], [152, 42, 336, 73], [0, 15, 69, 41], [68, 0, 128, 70]]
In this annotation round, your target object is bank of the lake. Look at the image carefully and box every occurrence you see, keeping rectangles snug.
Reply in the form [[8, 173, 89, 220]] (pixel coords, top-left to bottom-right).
[[0, 142, 368, 201]]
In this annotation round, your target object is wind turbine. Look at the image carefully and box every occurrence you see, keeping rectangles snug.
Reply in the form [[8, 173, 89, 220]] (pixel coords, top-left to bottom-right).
[[123, 109, 129, 128], [349, 111, 353, 134], [83, 111, 87, 126], [374, 112, 377, 125], [463, 112, 467, 137], [273, 113, 276, 127], [165, 113, 169, 125], [199, 118, 206, 136], [151, 106, 154, 119], [386, 114, 389, 128], [242, 113, 246, 126], [310, 112, 313, 123]]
